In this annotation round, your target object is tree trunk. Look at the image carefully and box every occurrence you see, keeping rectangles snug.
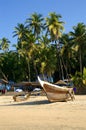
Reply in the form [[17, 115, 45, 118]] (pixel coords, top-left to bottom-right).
[[27, 60, 31, 82], [79, 48, 82, 74]]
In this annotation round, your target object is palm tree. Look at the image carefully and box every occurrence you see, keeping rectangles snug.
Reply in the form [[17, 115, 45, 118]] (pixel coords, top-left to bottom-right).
[[25, 12, 44, 41], [0, 37, 10, 52], [13, 23, 29, 49], [13, 23, 37, 81], [59, 34, 75, 78], [69, 23, 86, 74], [37, 35, 57, 80], [45, 12, 64, 79], [45, 12, 64, 43], [0, 38, 10, 80]]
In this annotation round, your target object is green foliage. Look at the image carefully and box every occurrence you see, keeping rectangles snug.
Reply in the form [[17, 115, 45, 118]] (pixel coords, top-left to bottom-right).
[[0, 37, 10, 52], [83, 67, 86, 85], [1, 12, 86, 86], [83, 67, 86, 77], [72, 71, 83, 87], [72, 68, 86, 94]]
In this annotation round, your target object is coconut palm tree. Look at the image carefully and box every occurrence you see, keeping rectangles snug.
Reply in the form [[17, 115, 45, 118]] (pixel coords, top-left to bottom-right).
[[25, 12, 44, 41], [45, 12, 64, 79], [59, 34, 76, 78], [45, 12, 64, 43], [13, 23, 29, 49], [37, 35, 57, 80], [69, 23, 86, 74], [0, 37, 10, 52], [13, 23, 37, 81], [0, 37, 10, 80]]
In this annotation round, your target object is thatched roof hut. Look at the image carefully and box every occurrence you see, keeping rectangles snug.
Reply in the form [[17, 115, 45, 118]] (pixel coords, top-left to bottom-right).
[[13, 81, 41, 92], [55, 80, 67, 86], [14, 81, 41, 87]]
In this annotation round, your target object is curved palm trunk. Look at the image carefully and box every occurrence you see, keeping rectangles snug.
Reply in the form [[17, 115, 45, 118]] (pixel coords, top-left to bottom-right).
[[60, 57, 64, 80], [0, 69, 8, 81], [27, 60, 31, 82], [79, 48, 83, 74], [57, 44, 64, 80], [33, 57, 38, 77], [61, 57, 70, 79], [34, 63, 38, 77]]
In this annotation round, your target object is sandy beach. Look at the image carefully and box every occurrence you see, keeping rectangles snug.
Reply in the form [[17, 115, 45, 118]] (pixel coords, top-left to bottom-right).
[[0, 94, 86, 130]]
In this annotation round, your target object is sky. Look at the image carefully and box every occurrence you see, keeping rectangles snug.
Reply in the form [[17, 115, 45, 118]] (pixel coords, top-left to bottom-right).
[[0, 0, 86, 50]]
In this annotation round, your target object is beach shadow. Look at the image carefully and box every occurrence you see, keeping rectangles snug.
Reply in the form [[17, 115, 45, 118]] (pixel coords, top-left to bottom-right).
[[3, 99, 50, 106]]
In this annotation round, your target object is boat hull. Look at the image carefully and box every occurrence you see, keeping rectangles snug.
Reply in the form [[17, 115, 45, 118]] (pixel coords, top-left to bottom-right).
[[38, 76, 75, 102], [43, 83, 73, 102]]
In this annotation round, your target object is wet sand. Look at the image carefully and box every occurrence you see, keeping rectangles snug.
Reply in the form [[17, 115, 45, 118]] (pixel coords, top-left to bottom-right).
[[0, 94, 86, 130]]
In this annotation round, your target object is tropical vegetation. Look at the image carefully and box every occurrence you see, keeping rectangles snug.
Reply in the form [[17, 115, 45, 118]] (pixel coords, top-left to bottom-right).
[[0, 12, 86, 94]]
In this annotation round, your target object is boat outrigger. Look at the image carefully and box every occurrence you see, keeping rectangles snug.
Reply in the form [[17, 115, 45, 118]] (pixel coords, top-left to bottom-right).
[[38, 76, 75, 102]]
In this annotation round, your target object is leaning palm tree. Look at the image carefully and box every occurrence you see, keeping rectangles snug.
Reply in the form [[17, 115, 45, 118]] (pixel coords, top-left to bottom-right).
[[59, 34, 75, 78], [69, 23, 86, 74], [13, 23, 37, 81]]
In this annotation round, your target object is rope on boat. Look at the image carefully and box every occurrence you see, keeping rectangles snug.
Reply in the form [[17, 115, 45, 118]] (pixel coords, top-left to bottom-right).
[[68, 88, 75, 101]]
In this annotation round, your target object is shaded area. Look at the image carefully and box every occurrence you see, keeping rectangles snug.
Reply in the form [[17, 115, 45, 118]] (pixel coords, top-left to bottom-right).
[[2, 99, 50, 106]]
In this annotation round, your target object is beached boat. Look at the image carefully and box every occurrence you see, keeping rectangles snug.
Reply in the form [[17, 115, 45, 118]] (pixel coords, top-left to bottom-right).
[[13, 92, 31, 102], [38, 76, 75, 102]]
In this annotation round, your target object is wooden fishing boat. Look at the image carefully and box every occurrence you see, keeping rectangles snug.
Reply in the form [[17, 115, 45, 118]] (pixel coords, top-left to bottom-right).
[[13, 92, 31, 102], [38, 76, 75, 102]]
